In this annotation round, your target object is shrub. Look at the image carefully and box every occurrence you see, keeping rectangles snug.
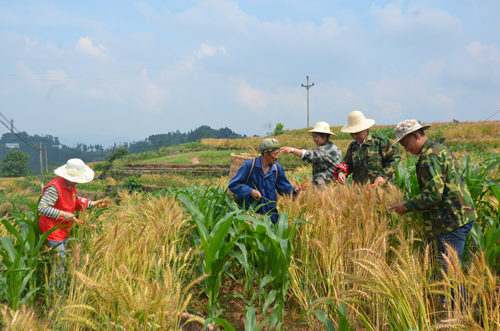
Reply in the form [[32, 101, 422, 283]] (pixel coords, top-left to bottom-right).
[[1, 150, 30, 177], [273, 123, 285, 136], [122, 176, 143, 193]]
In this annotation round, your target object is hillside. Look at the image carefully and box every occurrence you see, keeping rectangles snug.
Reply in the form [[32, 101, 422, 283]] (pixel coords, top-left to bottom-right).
[[111, 120, 500, 172], [0, 125, 245, 174]]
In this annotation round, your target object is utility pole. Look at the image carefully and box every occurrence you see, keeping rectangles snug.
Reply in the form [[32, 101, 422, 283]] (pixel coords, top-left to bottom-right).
[[44, 144, 48, 173], [301, 76, 315, 127], [39, 142, 44, 190]]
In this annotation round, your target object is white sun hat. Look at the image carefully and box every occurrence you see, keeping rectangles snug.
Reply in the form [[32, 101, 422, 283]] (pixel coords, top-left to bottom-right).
[[393, 119, 432, 144], [307, 121, 336, 136], [341, 110, 375, 133], [54, 158, 94, 183]]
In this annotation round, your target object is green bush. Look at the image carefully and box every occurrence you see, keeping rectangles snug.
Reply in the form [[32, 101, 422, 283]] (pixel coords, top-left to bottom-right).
[[273, 123, 285, 136], [122, 176, 143, 193], [106, 146, 129, 162], [91, 162, 109, 171], [1, 150, 30, 177]]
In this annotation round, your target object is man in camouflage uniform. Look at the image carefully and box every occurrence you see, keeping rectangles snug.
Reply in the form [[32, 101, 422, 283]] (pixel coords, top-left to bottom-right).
[[281, 121, 342, 188], [389, 119, 476, 273], [336, 111, 401, 186]]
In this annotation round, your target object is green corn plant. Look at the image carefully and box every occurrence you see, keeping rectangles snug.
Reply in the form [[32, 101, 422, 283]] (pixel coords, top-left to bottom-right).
[[312, 299, 353, 331], [462, 155, 500, 270], [0, 202, 63, 310], [461, 154, 499, 201], [175, 187, 242, 321], [236, 212, 306, 330], [470, 221, 500, 273], [394, 157, 419, 198], [461, 155, 500, 221]]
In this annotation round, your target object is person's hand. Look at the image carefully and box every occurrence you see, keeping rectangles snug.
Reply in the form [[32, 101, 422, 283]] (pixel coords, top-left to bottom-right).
[[388, 202, 407, 215], [338, 172, 346, 185], [280, 147, 292, 155], [92, 197, 112, 208], [61, 211, 75, 220], [371, 176, 387, 187], [294, 186, 303, 193], [251, 189, 262, 199]]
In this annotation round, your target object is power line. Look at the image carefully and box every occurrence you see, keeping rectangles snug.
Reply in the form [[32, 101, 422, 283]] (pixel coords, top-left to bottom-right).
[[485, 109, 500, 121], [0, 111, 45, 189], [0, 112, 38, 150]]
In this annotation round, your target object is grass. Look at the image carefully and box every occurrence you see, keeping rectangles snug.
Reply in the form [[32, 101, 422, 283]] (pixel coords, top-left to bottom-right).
[[132, 150, 248, 165]]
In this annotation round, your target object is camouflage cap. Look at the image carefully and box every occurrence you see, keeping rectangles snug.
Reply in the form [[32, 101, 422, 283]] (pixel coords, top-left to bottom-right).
[[393, 119, 432, 144], [259, 138, 280, 152]]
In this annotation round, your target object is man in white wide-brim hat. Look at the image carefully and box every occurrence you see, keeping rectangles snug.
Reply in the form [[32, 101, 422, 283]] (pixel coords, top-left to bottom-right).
[[280, 121, 342, 188], [335, 110, 401, 186], [389, 120, 476, 308], [38, 158, 110, 288]]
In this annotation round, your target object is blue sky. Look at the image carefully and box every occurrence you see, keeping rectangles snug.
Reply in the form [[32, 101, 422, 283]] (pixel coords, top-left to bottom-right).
[[1, 0, 499, 146]]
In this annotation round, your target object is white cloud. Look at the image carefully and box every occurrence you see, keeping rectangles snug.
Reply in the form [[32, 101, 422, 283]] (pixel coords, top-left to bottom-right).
[[467, 42, 500, 63], [23, 37, 39, 48], [75, 37, 109, 57], [180, 43, 228, 69], [363, 60, 459, 123], [195, 43, 228, 58], [138, 69, 167, 113], [313, 83, 365, 121], [366, 80, 404, 119], [235, 81, 303, 116], [371, 4, 461, 34], [428, 93, 455, 110], [44, 69, 70, 83], [237, 82, 269, 110]]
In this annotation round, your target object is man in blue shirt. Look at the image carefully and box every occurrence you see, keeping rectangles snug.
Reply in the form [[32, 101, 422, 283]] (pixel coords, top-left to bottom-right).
[[228, 138, 299, 224]]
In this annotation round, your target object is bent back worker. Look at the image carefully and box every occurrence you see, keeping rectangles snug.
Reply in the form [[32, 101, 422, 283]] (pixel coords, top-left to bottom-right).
[[336, 110, 401, 186], [228, 138, 300, 224], [389, 120, 476, 308]]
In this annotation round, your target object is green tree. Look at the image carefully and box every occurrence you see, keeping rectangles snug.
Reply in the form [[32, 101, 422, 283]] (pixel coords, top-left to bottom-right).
[[1, 150, 30, 177], [105, 146, 129, 162], [273, 123, 284, 136]]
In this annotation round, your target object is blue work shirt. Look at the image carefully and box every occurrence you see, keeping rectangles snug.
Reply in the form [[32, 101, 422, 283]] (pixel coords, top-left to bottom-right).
[[228, 156, 295, 224]]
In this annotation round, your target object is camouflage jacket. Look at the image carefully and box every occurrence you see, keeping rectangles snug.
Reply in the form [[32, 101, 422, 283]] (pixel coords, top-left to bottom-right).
[[404, 138, 476, 237], [341, 132, 401, 184], [302, 140, 343, 188]]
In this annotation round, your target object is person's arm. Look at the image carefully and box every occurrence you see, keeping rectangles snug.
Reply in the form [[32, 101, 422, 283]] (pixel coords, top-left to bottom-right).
[[302, 144, 343, 167], [228, 161, 255, 198], [381, 140, 402, 179], [75, 196, 93, 211], [404, 155, 445, 211], [38, 186, 63, 219], [280, 146, 303, 158], [335, 147, 352, 183], [38, 186, 75, 219]]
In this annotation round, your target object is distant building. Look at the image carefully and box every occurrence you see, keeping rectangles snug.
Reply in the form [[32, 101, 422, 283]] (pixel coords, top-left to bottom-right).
[[5, 143, 19, 149]]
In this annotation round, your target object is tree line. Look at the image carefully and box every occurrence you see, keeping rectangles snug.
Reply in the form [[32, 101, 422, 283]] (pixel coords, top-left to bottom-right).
[[0, 126, 245, 176]]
